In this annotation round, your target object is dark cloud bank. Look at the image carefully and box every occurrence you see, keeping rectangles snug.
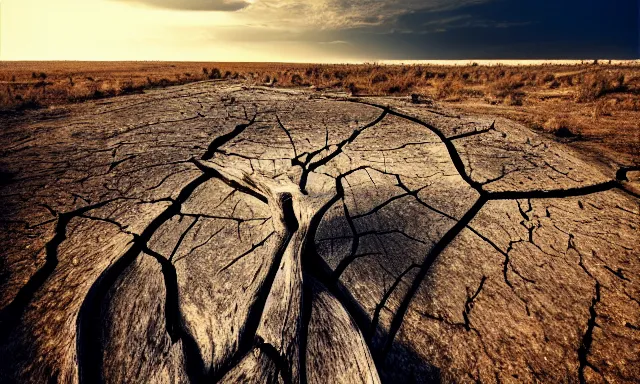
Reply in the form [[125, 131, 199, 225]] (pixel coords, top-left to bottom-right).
[[120, 0, 638, 59], [343, 0, 639, 59]]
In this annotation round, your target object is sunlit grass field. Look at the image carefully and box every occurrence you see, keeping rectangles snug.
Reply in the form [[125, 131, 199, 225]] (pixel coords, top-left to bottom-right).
[[1, 61, 638, 160]]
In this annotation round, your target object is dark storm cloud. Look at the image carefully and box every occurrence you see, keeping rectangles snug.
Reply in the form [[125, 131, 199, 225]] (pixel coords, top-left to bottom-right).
[[326, 0, 639, 59], [133, 0, 636, 59], [119, 0, 251, 11]]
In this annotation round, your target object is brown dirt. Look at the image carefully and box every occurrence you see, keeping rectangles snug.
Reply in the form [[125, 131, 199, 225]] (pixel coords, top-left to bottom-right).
[[0, 83, 638, 383], [1, 61, 638, 165]]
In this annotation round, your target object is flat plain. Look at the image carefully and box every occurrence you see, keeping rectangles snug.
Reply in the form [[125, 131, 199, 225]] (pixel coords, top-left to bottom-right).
[[0, 69, 639, 383], [1, 61, 638, 164]]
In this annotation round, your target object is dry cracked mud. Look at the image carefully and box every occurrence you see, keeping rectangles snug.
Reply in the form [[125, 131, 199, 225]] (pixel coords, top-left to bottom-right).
[[0, 82, 639, 384]]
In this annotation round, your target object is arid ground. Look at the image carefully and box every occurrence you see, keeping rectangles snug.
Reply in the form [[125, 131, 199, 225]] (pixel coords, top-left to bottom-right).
[[0, 74, 639, 383], [1, 61, 638, 164]]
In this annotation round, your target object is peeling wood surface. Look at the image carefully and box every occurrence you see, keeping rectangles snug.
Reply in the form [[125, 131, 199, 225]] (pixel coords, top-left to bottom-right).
[[0, 82, 639, 383]]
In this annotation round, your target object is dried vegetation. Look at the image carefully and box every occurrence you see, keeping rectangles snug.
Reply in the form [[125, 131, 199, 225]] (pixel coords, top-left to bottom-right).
[[1, 61, 638, 159]]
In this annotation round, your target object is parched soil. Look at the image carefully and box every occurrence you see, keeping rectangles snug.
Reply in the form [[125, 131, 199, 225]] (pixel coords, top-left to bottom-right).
[[0, 82, 638, 383], [448, 96, 639, 168], [2, 61, 639, 166]]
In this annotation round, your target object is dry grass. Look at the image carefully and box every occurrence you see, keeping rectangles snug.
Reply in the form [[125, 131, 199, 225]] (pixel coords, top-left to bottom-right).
[[3, 61, 637, 109], [1, 61, 638, 160]]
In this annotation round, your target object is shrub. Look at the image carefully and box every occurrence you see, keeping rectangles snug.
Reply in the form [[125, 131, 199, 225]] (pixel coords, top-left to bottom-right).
[[575, 71, 627, 102], [504, 92, 524, 106], [576, 72, 608, 102], [386, 85, 402, 94], [347, 82, 358, 95], [490, 79, 524, 98], [209, 68, 222, 79], [334, 71, 347, 80], [544, 117, 577, 137], [484, 78, 525, 105], [554, 126, 577, 138], [17, 97, 42, 111], [34, 80, 49, 94], [120, 82, 144, 95], [371, 74, 388, 84], [435, 80, 469, 100], [291, 74, 304, 85], [156, 78, 171, 87], [593, 100, 612, 119]]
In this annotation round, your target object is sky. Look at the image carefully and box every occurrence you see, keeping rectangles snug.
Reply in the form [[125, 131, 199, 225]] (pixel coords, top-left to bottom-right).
[[0, 0, 638, 61]]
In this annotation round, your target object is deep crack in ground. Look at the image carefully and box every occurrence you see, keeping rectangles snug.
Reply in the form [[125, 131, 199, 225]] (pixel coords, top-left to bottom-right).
[[0, 83, 638, 384]]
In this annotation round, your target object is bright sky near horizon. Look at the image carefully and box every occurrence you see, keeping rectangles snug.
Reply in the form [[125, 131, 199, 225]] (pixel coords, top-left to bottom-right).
[[1, 0, 330, 61], [1, 0, 638, 61]]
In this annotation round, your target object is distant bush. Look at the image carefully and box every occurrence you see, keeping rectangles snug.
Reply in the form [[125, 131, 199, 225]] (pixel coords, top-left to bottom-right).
[[386, 85, 402, 94], [334, 71, 347, 80], [503, 92, 523, 106], [291, 74, 304, 85], [1, 62, 638, 116], [490, 79, 524, 98], [435, 80, 463, 100], [209, 68, 222, 79], [119, 82, 144, 95], [16, 96, 42, 111], [543, 73, 555, 82], [575, 71, 627, 102], [347, 82, 358, 95], [593, 100, 613, 119], [371, 74, 388, 84], [544, 117, 578, 138]]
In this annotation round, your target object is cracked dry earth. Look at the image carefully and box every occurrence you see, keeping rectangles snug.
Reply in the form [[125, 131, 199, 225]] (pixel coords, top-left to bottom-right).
[[1, 82, 639, 384]]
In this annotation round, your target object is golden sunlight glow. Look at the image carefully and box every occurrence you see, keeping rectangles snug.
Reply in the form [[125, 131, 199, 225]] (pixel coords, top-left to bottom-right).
[[0, 0, 347, 62]]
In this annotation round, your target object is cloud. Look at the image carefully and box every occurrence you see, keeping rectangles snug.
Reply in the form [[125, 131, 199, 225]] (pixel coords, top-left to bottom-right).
[[117, 0, 252, 11], [319, 40, 351, 45], [420, 17, 532, 33], [239, 0, 495, 29], [421, 15, 471, 27], [115, 0, 496, 30]]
